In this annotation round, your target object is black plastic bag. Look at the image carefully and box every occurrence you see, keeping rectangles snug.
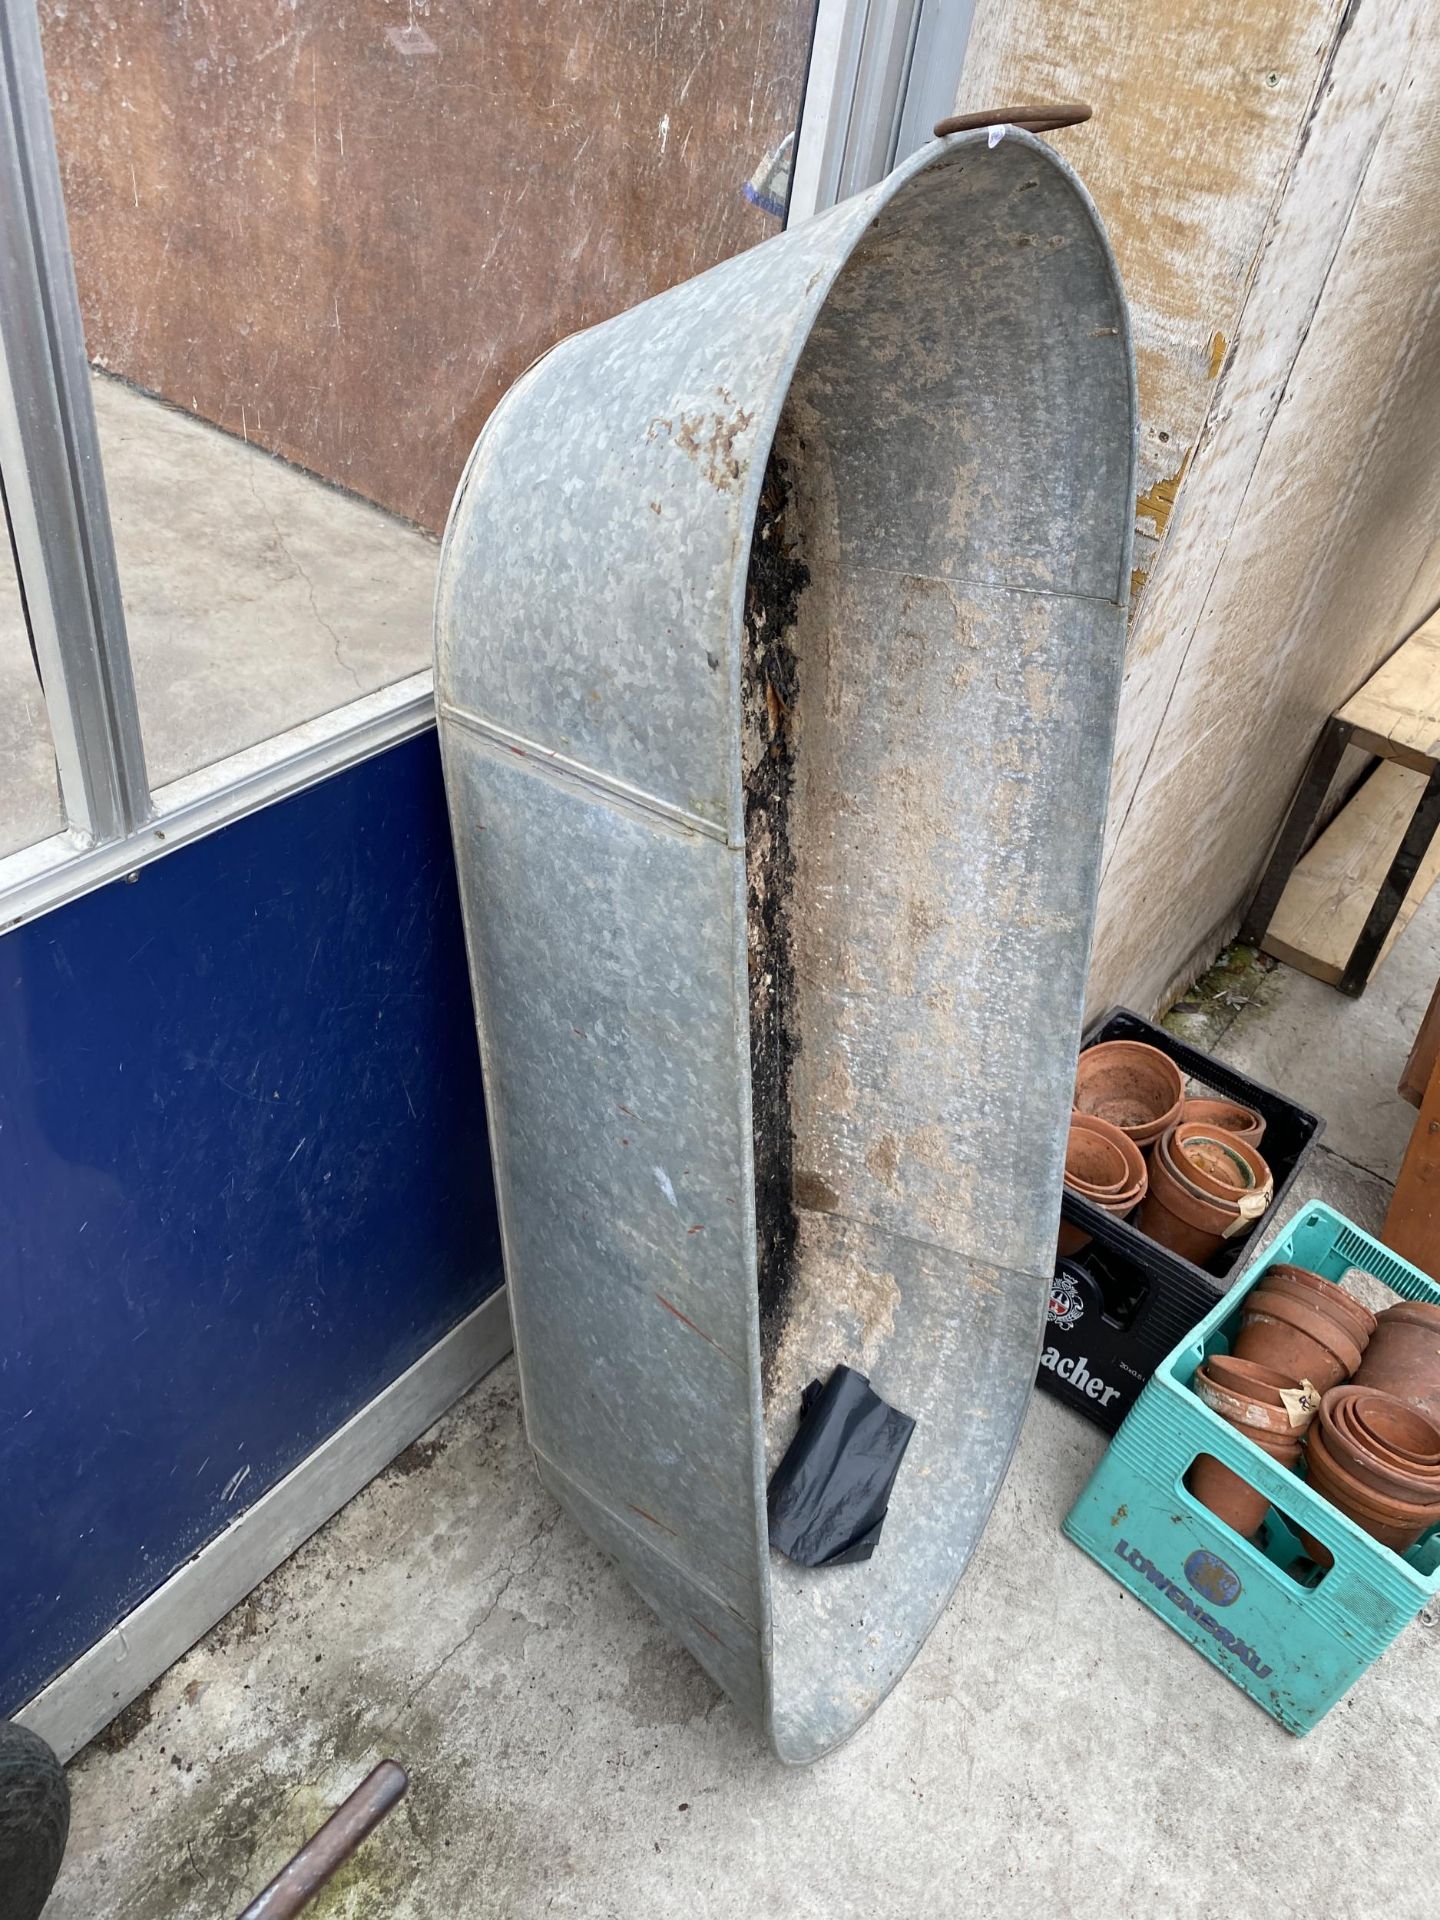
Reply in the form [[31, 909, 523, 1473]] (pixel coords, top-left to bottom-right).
[[767, 1365, 916, 1566]]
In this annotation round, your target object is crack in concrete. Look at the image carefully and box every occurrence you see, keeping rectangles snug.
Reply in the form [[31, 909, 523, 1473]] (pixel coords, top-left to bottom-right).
[[244, 458, 365, 693], [387, 1507, 562, 1728], [1313, 1140, 1397, 1190]]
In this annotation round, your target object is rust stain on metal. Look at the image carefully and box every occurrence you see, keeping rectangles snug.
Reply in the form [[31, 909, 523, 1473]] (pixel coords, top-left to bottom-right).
[[687, 1612, 729, 1648], [628, 1503, 680, 1537], [657, 397, 757, 492], [654, 1292, 734, 1360]]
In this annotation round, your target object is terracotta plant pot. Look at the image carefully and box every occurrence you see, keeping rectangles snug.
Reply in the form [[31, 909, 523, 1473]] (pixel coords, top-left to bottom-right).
[[1186, 1427, 1302, 1540], [1181, 1095, 1265, 1145], [1137, 1124, 1265, 1265], [1304, 1416, 1440, 1555], [1056, 1111, 1146, 1258], [1352, 1300, 1440, 1422], [1318, 1389, 1440, 1501], [1232, 1284, 1366, 1393], [1148, 1130, 1223, 1210], [1193, 1356, 1316, 1436], [1168, 1124, 1273, 1205], [1259, 1265, 1377, 1349], [1064, 1112, 1141, 1197], [1201, 1353, 1302, 1403], [1350, 1392, 1440, 1466], [1073, 1040, 1184, 1148]]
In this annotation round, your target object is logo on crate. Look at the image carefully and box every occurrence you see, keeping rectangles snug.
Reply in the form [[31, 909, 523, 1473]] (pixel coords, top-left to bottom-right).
[[1037, 1345, 1123, 1409], [1047, 1272, 1085, 1329], [1183, 1549, 1243, 1608], [1116, 1540, 1271, 1678]]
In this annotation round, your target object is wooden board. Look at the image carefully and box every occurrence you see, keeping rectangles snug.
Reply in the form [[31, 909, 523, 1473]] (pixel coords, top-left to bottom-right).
[[1338, 612, 1440, 771], [1385, 1038, 1440, 1280], [1262, 762, 1440, 985], [956, 0, 1440, 1021], [1067, 0, 1440, 1016], [1400, 976, 1440, 1108], [38, 1, 814, 534], [956, 0, 1353, 608]]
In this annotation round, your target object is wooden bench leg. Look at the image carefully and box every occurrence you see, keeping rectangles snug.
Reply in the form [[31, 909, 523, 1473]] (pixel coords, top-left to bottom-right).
[[1400, 977, 1440, 1108], [1338, 763, 1440, 997], [1386, 1032, 1440, 1281], [1241, 716, 1353, 947]]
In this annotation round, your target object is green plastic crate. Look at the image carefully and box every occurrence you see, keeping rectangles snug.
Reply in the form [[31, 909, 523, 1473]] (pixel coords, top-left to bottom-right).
[[1063, 1202, 1440, 1733]]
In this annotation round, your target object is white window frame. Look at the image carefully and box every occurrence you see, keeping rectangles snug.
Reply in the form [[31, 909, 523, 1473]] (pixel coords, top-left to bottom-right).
[[787, 0, 976, 224], [0, 0, 973, 936]]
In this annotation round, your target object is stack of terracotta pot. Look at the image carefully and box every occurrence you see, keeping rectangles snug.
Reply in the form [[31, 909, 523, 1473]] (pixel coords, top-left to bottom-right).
[[1354, 1300, 1440, 1419], [1144, 1122, 1274, 1263], [1188, 1354, 1318, 1538], [1057, 1110, 1148, 1258], [1065, 1038, 1275, 1265], [1182, 1097, 1265, 1144], [1186, 1266, 1440, 1562], [1302, 1389, 1440, 1561], [1237, 1263, 1373, 1389]]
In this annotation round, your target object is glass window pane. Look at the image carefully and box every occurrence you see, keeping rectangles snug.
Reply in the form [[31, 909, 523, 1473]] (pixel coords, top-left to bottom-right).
[[36, 3, 813, 786], [0, 490, 64, 857], [94, 375, 434, 790]]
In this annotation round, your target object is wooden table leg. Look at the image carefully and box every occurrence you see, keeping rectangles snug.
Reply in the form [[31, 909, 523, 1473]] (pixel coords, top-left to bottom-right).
[[1338, 763, 1440, 997], [1240, 717, 1354, 947]]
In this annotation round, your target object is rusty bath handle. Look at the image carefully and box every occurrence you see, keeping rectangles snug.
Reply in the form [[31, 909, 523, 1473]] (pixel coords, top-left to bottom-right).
[[933, 101, 1092, 138], [235, 1760, 409, 1919]]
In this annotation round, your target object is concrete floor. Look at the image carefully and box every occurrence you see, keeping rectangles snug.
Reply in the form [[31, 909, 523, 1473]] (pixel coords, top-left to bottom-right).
[[0, 376, 433, 858], [44, 896, 1440, 1919]]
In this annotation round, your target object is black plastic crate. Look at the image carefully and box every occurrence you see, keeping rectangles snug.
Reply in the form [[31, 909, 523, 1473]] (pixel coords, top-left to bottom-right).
[[1037, 1006, 1324, 1433]]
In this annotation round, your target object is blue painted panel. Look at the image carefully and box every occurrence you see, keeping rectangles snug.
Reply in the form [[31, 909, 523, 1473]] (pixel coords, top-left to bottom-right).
[[0, 731, 500, 1712]]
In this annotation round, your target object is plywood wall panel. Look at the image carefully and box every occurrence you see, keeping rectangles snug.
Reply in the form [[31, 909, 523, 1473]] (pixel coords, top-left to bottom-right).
[[1088, 3, 1440, 1010], [956, 0, 1350, 607], [40, 1, 813, 532], [957, 0, 1439, 1015]]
